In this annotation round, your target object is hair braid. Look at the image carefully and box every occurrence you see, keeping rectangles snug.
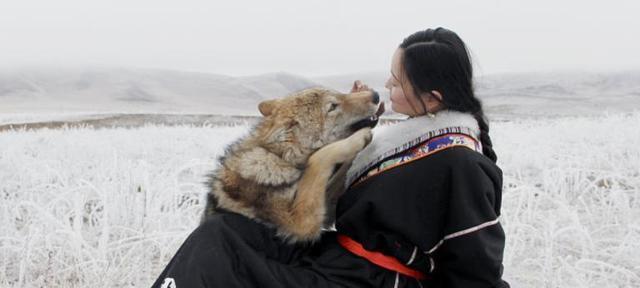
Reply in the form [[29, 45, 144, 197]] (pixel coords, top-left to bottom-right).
[[472, 109, 497, 163]]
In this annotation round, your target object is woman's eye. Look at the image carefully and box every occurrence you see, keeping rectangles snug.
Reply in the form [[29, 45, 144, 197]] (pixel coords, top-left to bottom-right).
[[328, 103, 338, 112]]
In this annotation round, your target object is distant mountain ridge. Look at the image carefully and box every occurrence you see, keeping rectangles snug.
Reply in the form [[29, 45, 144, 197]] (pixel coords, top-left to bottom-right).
[[0, 68, 319, 116], [1, 67, 639, 122], [317, 70, 640, 118]]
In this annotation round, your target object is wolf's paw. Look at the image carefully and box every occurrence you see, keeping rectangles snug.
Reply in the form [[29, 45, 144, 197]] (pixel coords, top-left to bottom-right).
[[310, 128, 372, 166], [350, 127, 373, 149], [333, 127, 372, 162]]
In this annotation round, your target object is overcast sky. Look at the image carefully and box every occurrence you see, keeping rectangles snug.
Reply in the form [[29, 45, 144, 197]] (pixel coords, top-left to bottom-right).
[[1, 0, 638, 77]]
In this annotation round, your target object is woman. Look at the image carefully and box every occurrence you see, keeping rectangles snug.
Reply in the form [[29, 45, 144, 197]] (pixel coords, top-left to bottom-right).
[[153, 27, 509, 288]]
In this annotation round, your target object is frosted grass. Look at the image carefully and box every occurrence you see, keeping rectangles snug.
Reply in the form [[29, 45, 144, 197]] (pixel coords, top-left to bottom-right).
[[0, 124, 250, 287], [1, 114, 639, 287], [494, 113, 640, 287]]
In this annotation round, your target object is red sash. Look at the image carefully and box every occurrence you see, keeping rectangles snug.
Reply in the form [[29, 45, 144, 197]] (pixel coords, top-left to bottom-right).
[[337, 234, 427, 280]]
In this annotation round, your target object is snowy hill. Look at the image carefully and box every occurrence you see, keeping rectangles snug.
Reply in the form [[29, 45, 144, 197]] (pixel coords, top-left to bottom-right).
[[475, 71, 640, 118], [317, 70, 640, 119], [1, 68, 639, 125], [0, 68, 318, 117]]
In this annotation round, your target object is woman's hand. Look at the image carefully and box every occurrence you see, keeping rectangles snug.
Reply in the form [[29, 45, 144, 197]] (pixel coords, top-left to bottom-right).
[[350, 80, 371, 93]]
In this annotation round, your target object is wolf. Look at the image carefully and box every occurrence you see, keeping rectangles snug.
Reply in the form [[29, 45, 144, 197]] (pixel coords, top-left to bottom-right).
[[202, 87, 384, 242]]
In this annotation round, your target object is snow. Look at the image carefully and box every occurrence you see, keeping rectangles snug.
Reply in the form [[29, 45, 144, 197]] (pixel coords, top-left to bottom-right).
[[0, 124, 250, 287], [3, 68, 640, 121], [0, 68, 318, 116], [1, 114, 640, 287], [493, 113, 640, 287]]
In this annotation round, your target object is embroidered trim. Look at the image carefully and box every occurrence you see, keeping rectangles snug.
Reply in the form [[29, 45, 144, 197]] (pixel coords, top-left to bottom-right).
[[429, 257, 435, 273], [346, 126, 479, 187], [350, 133, 482, 187], [393, 273, 400, 288], [406, 246, 418, 265], [426, 218, 501, 254]]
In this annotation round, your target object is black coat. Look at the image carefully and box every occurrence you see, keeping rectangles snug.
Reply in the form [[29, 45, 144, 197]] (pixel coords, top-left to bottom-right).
[[152, 144, 509, 288]]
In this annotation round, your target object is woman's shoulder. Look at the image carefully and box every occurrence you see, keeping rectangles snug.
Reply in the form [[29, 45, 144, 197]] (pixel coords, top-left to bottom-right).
[[409, 146, 503, 192], [391, 132, 492, 175], [413, 145, 499, 171], [350, 133, 484, 183], [437, 145, 496, 165]]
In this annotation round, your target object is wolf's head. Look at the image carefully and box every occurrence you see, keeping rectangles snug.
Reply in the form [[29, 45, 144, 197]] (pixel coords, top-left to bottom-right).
[[256, 87, 384, 165]]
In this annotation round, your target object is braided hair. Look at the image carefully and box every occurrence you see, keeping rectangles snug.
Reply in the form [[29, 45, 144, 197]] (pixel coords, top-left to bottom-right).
[[399, 27, 497, 163]]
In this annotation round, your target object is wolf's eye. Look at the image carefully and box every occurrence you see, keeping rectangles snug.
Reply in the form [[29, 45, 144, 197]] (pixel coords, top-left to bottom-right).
[[328, 103, 338, 113]]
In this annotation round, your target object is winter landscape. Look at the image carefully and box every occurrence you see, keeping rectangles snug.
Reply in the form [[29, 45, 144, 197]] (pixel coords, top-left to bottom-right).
[[1, 68, 639, 287]]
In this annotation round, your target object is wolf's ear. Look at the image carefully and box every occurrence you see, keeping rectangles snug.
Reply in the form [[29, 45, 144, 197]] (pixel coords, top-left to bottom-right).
[[258, 99, 279, 116]]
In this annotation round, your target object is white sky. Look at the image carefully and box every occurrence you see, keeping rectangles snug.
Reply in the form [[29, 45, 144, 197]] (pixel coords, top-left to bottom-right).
[[1, 0, 639, 77]]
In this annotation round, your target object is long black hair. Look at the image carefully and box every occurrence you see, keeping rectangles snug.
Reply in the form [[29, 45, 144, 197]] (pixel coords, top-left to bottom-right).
[[399, 27, 497, 163]]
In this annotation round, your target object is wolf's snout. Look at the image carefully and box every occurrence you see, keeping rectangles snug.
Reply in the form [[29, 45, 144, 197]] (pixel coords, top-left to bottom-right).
[[371, 91, 380, 104]]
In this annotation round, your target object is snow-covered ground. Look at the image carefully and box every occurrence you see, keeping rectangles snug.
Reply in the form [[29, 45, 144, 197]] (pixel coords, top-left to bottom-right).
[[1, 114, 639, 287]]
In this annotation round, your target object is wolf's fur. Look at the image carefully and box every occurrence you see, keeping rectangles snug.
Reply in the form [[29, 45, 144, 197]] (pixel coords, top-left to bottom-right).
[[203, 87, 380, 242]]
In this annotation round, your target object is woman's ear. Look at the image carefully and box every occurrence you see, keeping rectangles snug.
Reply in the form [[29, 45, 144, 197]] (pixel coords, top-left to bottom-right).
[[430, 90, 443, 102], [258, 99, 279, 116]]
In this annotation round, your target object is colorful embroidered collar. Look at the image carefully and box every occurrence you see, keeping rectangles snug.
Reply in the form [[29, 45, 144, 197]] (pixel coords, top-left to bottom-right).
[[345, 110, 481, 188], [350, 133, 482, 187]]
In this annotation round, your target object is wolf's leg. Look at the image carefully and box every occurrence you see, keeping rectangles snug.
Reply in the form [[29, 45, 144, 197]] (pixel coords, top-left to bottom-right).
[[323, 161, 352, 228], [278, 128, 372, 241]]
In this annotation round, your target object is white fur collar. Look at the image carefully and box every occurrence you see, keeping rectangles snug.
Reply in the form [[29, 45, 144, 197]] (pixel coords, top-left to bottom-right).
[[345, 110, 480, 187]]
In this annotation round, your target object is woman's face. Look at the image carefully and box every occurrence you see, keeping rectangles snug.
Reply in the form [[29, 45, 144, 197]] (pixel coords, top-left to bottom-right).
[[385, 49, 419, 116], [385, 48, 443, 116]]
